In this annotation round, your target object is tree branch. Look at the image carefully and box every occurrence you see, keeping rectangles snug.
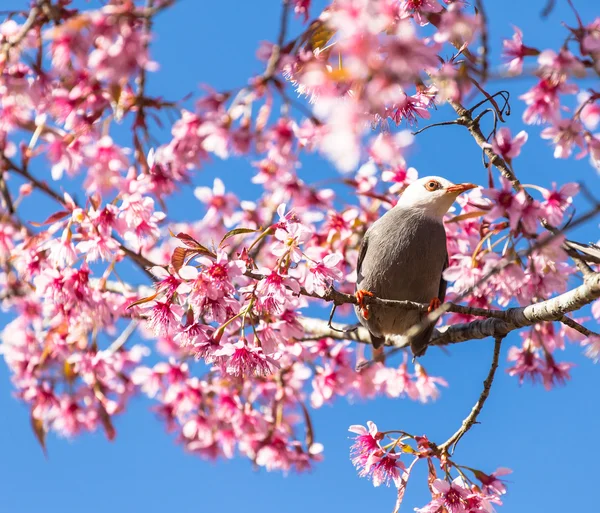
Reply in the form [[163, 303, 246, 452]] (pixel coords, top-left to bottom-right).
[[0, 0, 43, 66], [432, 272, 600, 345], [298, 272, 600, 348]]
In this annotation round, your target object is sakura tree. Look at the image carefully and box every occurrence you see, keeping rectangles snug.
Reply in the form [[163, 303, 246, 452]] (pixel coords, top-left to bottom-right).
[[1, 0, 600, 511]]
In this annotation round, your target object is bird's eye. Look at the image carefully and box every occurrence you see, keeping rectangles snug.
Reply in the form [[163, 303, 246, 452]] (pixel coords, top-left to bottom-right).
[[424, 180, 441, 192]]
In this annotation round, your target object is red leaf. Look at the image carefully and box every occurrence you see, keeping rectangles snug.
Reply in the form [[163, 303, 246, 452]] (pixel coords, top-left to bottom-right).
[[171, 247, 191, 272], [169, 230, 216, 257], [30, 210, 70, 227], [169, 229, 200, 248]]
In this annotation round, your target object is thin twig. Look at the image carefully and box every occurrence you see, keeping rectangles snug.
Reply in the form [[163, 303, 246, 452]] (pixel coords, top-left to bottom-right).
[[437, 336, 503, 455], [107, 320, 140, 353], [0, 0, 42, 65], [411, 120, 460, 136], [138, 0, 176, 18], [6, 157, 64, 204], [263, 0, 290, 80], [559, 315, 600, 338], [474, 0, 489, 83], [541, 0, 556, 18], [0, 171, 14, 215]]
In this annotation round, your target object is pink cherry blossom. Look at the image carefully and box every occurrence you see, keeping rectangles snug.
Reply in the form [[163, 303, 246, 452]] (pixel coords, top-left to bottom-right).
[[540, 119, 586, 158], [507, 346, 545, 385], [539, 182, 579, 226], [214, 339, 276, 377], [349, 421, 383, 470], [416, 478, 470, 513], [578, 93, 600, 130], [382, 164, 419, 194], [490, 127, 528, 160], [502, 26, 534, 75], [520, 78, 577, 125], [538, 49, 586, 80], [272, 222, 313, 263], [582, 18, 600, 54], [473, 467, 512, 496], [194, 178, 239, 227], [403, 0, 442, 26], [582, 336, 600, 363], [303, 253, 343, 296]]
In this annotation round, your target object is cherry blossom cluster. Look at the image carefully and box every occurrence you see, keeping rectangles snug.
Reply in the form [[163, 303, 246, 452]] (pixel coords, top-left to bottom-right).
[[350, 421, 509, 512], [503, 20, 600, 169], [130, 342, 446, 470], [0, 1, 599, 512]]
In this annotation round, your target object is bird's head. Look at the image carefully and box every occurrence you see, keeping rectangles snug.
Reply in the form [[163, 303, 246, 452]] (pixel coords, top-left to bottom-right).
[[395, 176, 478, 219]]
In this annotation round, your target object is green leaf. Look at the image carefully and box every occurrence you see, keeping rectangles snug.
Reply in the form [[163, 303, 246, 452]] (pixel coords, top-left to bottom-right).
[[220, 227, 259, 246], [307, 20, 335, 51]]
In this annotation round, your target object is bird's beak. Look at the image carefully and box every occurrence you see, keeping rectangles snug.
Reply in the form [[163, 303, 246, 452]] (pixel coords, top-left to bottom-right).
[[444, 183, 478, 195]]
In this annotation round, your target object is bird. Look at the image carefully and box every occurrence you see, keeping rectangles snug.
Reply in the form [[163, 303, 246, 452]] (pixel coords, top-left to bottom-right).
[[354, 176, 477, 357]]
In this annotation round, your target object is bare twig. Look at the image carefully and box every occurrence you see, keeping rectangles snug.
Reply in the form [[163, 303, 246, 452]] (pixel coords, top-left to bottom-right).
[[0, 171, 14, 215], [558, 315, 600, 338], [474, 0, 489, 82], [437, 336, 503, 455], [6, 156, 64, 204], [107, 320, 140, 353], [263, 0, 290, 80], [0, 0, 43, 65], [138, 0, 176, 18], [411, 120, 460, 136]]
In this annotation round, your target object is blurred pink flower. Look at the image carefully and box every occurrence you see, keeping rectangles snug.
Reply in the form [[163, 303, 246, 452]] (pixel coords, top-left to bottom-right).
[[490, 127, 528, 160]]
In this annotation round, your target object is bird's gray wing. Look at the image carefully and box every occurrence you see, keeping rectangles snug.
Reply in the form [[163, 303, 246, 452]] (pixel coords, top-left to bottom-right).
[[354, 231, 386, 349], [438, 253, 448, 303], [355, 230, 370, 287]]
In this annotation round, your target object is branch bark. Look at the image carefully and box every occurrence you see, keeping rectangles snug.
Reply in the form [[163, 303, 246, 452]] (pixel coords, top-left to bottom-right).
[[298, 273, 600, 348]]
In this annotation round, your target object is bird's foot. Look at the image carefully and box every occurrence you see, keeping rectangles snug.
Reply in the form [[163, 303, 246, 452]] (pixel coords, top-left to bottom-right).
[[427, 297, 442, 313], [355, 289, 374, 319]]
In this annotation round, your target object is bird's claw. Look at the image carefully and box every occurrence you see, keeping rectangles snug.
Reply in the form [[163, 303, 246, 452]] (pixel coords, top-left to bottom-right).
[[355, 289, 374, 319], [427, 297, 442, 313]]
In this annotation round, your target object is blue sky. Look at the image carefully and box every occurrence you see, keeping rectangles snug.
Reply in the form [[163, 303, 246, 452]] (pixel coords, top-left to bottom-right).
[[1, 1, 599, 512]]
